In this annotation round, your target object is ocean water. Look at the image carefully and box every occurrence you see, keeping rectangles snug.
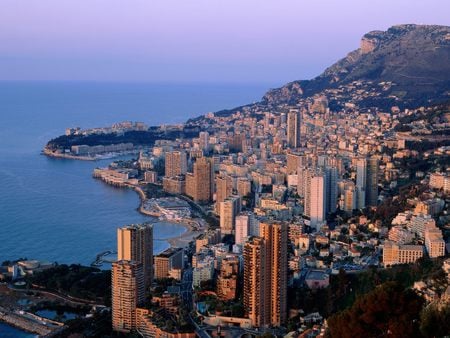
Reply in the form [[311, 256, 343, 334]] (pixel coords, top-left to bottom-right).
[[0, 322, 38, 338], [0, 81, 268, 265]]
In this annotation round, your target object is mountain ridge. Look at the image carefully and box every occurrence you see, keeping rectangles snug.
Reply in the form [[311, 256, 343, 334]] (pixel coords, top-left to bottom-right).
[[261, 24, 450, 110]]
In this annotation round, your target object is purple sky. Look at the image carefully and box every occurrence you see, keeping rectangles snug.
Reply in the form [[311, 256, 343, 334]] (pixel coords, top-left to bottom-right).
[[0, 0, 448, 85]]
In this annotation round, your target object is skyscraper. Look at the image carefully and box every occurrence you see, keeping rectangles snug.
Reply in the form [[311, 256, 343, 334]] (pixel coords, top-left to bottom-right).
[[117, 223, 153, 290], [112, 260, 145, 333], [216, 174, 233, 207], [186, 157, 214, 202], [302, 168, 313, 216], [304, 170, 326, 230], [243, 222, 288, 327], [243, 237, 266, 327], [165, 150, 187, 177], [198, 131, 209, 151], [366, 156, 379, 207], [343, 181, 357, 214], [356, 156, 379, 208], [297, 166, 308, 197], [356, 157, 367, 209], [235, 213, 250, 245], [325, 166, 338, 214], [260, 222, 288, 326], [287, 109, 301, 149], [219, 195, 241, 235]]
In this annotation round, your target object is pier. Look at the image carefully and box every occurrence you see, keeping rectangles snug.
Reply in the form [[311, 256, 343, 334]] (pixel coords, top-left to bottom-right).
[[91, 250, 117, 267], [0, 305, 63, 336]]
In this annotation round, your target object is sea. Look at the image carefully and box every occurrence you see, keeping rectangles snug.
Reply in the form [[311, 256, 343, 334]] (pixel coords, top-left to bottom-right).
[[0, 81, 269, 264], [0, 81, 269, 336], [0, 322, 38, 338]]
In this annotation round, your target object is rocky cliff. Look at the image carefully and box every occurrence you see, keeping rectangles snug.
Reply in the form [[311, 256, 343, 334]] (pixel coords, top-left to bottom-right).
[[263, 24, 450, 108]]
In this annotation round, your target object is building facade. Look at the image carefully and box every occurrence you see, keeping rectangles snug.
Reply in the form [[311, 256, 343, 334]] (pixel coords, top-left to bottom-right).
[[186, 157, 214, 202], [287, 110, 301, 149], [165, 150, 187, 178], [154, 247, 184, 280], [117, 223, 153, 290], [112, 260, 145, 333], [383, 241, 424, 266], [243, 222, 288, 327]]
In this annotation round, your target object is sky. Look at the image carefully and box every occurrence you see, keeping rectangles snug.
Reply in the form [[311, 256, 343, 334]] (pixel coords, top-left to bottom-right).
[[0, 0, 449, 85]]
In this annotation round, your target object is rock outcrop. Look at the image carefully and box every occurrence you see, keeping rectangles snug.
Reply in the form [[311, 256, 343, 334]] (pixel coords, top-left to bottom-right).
[[263, 24, 450, 108]]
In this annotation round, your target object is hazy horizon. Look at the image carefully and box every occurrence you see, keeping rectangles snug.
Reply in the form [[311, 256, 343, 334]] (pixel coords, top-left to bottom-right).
[[1, 0, 449, 85]]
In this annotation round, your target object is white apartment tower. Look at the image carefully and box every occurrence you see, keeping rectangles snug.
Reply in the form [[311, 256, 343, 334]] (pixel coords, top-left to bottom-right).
[[309, 173, 326, 230]]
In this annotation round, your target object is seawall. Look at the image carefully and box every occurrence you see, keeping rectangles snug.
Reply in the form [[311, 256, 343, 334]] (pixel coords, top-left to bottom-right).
[[0, 305, 60, 336]]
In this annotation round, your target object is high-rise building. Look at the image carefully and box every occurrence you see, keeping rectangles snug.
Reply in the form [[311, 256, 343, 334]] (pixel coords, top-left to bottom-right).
[[356, 156, 379, 208], [162, 176, 186, 195], [306, 173, 326, 230], [165, 150, 187, 178], [260, 222, 288, 327], [244, 222, 288, 327], [216, 174, 234, 207], [217, 256, 239, 300], [235, 213, 250, 245], [302, 168, 313, 216], [229, 133, 245, 152], [325, 166, 338, 214], [286, 152, 306, 174], [243, 237, 266, 327], [185, 157, 214, 202], [287, 110, 301, 149], [199, 131, 209, 151], [117, 223, 153, 290], [356, 157, 367, 209], [366, 156, 379, 207], [154, 247, 184, 280], [220, 195, 242, 235], [297, 166, 308, 197], [112, 260, 145, 333], [237, 177, 252, 198], [343, 182, 357, 214]]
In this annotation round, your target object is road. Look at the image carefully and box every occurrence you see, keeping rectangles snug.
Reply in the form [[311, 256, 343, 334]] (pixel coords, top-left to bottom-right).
[[181, 267, 193, 310], [182, 267, 212, 338]]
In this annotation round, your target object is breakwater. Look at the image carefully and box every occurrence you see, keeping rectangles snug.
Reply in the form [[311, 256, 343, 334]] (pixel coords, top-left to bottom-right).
[[0, 305, 62, 336]]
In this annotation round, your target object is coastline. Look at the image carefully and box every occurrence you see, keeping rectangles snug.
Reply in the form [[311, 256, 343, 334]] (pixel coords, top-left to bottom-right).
[[42, 147, 140, 161], [166, 226, 203, 248], [0, 304, 56, 336], [42, 148, 96, 161], [44, 149, 202, 250], [0, 321, 38, 337], [133, 185, 202, 249]]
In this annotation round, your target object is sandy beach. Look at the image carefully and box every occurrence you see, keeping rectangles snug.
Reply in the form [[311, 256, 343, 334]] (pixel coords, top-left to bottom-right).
[[167, 227, 203, 248], [133, 185, 205, 248], [156, 218, 206, 249]]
